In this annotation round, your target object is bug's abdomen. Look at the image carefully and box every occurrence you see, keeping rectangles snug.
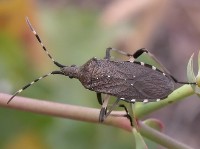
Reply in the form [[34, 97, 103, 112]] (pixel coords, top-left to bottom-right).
[[83, 59, 175, 102]]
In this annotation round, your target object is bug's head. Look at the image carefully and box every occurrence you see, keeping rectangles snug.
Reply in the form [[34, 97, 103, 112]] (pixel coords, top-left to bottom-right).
[[60, 65, 79, 79]]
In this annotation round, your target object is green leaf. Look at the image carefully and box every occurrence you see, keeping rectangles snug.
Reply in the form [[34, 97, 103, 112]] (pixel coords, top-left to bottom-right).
[[187, 53, 200, 95], [187, 53, 196, 83], [195, 51, 200, 96], [132, 128, 148, 149], [197, 51, 200, 87]]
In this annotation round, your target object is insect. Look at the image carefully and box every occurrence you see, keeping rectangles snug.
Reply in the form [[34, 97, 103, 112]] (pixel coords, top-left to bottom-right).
[[8, 18, 196, 125]]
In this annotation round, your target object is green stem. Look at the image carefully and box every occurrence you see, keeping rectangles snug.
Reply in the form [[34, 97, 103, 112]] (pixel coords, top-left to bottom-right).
[[135, 85, 195, 118], [139, 122, 194, 149]]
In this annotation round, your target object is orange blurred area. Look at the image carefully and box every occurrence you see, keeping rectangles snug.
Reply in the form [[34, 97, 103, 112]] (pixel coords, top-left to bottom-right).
[[0, 0, 44, 68], [4, 131, 49, 149], [0, 0, 36, 38]]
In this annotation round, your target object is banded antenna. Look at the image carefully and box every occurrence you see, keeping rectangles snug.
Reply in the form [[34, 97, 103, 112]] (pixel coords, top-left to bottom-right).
[[26, 17, 65, 68], [8, 71, 63, 104], [8, 17, 65, 104]]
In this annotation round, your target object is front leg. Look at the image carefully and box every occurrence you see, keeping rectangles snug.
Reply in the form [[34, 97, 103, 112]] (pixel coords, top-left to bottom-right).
[[99, 94, 110, 122], [99, 97, 122, 123], [96, 93, 103, 105]]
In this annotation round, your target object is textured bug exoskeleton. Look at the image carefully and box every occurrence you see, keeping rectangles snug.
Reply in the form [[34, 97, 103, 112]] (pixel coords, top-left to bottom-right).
[[8, 18, 196, 126]]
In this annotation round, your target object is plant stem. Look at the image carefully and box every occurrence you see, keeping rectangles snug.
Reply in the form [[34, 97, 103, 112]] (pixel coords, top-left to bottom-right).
[[0, 93, 194, 149], [139, 122, 194, 149], [0, 93, 132, 131]]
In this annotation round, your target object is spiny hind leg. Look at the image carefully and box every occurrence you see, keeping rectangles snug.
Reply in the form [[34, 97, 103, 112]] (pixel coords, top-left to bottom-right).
[[130, 48, 196, 84], [105, 47, 196, 84]]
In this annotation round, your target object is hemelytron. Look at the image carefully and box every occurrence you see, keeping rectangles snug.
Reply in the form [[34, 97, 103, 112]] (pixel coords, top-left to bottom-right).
[[8, 17, 196, 125]]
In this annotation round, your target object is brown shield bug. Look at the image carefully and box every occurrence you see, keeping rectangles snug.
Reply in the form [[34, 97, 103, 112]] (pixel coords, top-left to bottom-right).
[[8, 18, 196, 125]]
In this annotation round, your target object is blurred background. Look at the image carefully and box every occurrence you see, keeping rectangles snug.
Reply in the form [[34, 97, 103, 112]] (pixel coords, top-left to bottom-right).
[[0, 0, 200, 149]]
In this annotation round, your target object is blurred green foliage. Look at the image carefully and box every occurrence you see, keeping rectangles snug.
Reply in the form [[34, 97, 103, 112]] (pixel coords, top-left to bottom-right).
[[0, 7, 137, 149]]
